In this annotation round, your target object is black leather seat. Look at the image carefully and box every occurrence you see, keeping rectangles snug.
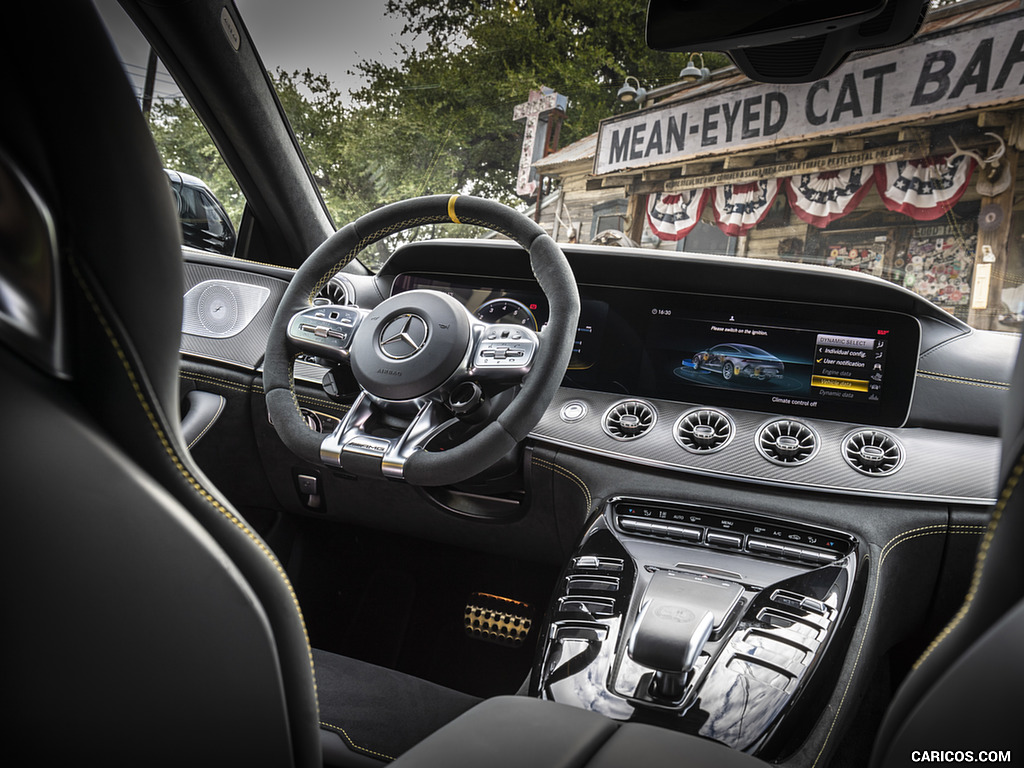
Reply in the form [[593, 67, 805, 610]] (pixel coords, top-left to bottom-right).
[[2, 3, 1021, 768], [1, 4, 475, 766]]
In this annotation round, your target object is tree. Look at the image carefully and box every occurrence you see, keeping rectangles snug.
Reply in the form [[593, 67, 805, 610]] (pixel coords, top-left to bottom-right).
[[349, 0, 729, 206], [148, 1, 730, 267]]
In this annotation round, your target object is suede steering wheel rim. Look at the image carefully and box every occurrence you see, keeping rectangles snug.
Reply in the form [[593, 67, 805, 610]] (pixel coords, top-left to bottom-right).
[[264, 194, 580, 487]]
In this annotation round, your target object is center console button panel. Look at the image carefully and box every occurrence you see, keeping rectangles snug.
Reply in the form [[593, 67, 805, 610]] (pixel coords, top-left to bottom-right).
[[614, 501, 851, 567], [532, 497, 860, 759]]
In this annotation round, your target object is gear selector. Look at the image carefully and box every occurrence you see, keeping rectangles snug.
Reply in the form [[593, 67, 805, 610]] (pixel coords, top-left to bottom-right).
[[627, 571, 744, 702]]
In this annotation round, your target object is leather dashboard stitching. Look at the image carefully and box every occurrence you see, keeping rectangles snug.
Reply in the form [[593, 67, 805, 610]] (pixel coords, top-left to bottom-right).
[[531, 457, 592, 514], [911, 452, 1024, 671], [811, 523, 985, 767], [917, 370, 1011, 389], [179, 371, 250, 394], [69, 255, 319, 709], [319, 721, 394, 762], [187, 393, 225, 449], [206, 253, 297, 272]]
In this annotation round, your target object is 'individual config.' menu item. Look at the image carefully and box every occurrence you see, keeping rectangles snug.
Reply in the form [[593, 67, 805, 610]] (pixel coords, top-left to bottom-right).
[[811, 334, 885, 401]]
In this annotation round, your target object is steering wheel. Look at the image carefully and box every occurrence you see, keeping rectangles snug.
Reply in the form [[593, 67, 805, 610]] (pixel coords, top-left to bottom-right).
[[264, 194, 580, 487]]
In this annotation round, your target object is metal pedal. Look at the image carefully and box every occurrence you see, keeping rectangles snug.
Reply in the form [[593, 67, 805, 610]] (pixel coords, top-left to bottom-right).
[[464, 592, 533, 647]]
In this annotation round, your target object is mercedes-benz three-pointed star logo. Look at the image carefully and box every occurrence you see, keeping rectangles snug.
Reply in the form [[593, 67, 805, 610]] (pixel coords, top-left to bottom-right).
[[378, 313, 429, 360]]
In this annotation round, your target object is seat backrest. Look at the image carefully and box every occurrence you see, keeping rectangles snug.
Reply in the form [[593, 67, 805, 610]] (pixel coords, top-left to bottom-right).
[[0, 3, 319, 765]]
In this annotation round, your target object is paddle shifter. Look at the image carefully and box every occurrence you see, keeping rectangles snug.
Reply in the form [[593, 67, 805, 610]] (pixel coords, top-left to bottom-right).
[[627, 571, 744, 703]]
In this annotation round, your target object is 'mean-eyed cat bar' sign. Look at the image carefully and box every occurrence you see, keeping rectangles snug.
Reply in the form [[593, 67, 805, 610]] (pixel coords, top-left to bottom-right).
[[594, 11, 1024, 176]]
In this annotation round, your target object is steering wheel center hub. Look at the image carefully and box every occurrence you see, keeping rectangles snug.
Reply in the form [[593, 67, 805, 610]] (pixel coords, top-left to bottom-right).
[[349, 289, 472, 401], [379, 313, 430, 360]]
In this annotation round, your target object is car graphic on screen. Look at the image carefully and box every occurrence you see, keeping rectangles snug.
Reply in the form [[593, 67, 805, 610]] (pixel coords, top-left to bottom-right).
[[692, 343, 785, 381]]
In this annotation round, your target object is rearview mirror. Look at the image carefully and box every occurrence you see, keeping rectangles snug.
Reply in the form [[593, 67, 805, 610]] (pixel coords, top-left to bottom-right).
[[646, 0, 888, 50], [646, 0, 930, 83]]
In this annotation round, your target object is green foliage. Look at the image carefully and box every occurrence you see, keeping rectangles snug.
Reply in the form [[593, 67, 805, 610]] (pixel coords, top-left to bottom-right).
[[147, 0, 730, 267], [351, 0, 727, 203]]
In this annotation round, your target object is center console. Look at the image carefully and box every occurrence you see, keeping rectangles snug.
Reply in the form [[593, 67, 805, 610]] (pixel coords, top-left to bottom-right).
[[530, 498, 861, 758]]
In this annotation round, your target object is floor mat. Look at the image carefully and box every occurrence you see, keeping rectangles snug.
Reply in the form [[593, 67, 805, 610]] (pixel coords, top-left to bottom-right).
[[290, 519, 558, 698]]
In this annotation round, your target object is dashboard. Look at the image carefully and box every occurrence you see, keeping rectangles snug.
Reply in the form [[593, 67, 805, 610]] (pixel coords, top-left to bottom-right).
[[379, 241, 1008, 507], [179, 239, 1013, 513]]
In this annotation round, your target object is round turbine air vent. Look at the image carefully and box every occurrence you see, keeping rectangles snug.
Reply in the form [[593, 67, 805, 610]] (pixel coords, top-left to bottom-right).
[[318, 276, 351, 305], [602, 400, 657, 441], [674, 408, 735, 454], [757, 419, 819, 466], [843, 430, 905, 476]]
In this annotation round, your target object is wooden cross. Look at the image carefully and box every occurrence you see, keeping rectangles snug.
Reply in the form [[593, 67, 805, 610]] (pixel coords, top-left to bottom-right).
[[513, 87, 567, 197]]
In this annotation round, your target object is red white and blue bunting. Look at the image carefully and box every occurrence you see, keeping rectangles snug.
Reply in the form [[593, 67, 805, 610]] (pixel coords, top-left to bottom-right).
[[711, 180, 780, 236], [645, 153, 975, 239], [646, 190, 708, 241], [874, 155, 976, 221], [784, 167, 875, 228]]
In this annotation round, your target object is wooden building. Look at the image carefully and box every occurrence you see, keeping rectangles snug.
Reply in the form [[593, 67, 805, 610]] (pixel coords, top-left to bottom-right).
[[532, 0, 1024, 330]]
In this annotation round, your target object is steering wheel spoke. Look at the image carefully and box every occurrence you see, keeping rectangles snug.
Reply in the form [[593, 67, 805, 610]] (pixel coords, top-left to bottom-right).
[[321, 393, 459, 480], [286, 304, 367, 362], [468, 323, 540, 381]]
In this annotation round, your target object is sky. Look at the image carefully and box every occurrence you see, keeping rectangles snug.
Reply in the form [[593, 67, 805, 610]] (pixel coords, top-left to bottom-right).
[[95, 0, 412, 105]]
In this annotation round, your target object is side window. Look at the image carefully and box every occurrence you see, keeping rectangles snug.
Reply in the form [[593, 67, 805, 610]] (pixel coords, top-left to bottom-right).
[[590, 199, 629, 241], [95, 1, 244, 257], [199, 192, 225, 237], [198, 190, 236, 254], [178, 186, 206, 229], [676, 221, 737, 256]]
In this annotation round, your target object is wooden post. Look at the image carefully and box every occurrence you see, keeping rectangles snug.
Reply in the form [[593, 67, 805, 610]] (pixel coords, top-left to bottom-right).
[[626, 189, 645, 245], [968, 145, 1017, 330]]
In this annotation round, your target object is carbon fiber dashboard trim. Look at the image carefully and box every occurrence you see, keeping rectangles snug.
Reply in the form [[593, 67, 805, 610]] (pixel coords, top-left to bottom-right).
[[180, 261, 288, 368], [530, 388, 1000, 505]]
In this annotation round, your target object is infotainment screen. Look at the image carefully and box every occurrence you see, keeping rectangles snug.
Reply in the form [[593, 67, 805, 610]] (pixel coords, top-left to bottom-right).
[[636, 294, 920, 426], [392, 273, 921, 427]]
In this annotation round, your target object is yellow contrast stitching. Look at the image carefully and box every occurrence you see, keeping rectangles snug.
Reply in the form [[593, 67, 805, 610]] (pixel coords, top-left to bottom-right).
[[288, 352, 310, 421], [917, 372, 1010, 391], [531, 457, 592, 513], [319, 721, 394, 762], [212, 254, 298, 271], [179, 372, 250, 394], [187, 394, 225, 450], [912, 455, 1024, 671], [180, 372, 346, 411], [69, 256, 319, 705], [296, 395, 348, 410], [811, 524, 959, 767], [917, 370, 1011, 388], [308, 215, 453, 300]]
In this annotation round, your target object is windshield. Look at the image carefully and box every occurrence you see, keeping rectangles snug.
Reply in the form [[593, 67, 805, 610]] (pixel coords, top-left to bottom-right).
[[116, 0, 1023, 334]]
